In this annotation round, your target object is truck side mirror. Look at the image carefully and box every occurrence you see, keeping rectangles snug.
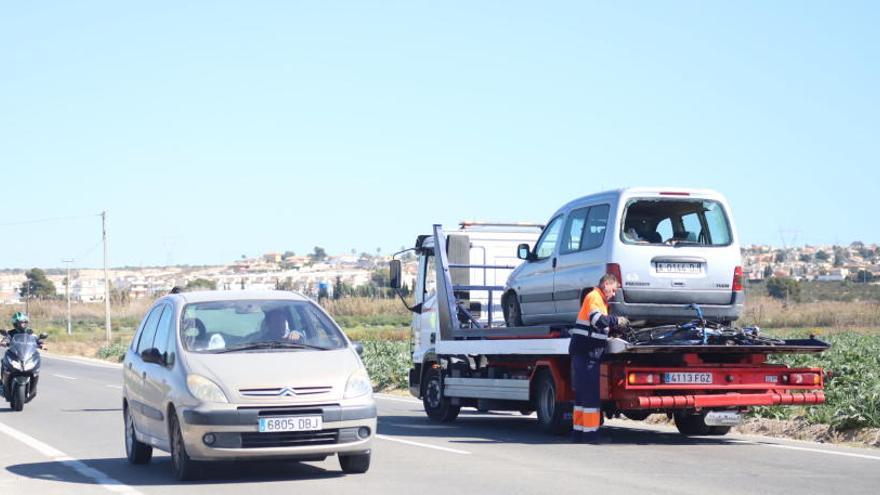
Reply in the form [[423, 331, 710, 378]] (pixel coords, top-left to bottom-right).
[[389, 259, 402, 289], [517, 244, 532, 261]]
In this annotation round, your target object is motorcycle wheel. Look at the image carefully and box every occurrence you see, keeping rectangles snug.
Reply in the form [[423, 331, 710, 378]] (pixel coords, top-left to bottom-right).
[[11, 383, 25, 411]]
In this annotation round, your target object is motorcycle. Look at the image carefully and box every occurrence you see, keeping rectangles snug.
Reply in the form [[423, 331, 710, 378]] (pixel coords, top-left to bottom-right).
[[0, 330, 48, 411]]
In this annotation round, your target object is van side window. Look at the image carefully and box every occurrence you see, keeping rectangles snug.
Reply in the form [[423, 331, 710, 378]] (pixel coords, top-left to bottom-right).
[[534, 216, 563, 259], [135, 305, 165, 354], [560, 208, 589, 254], [581, 204, 610, 250]]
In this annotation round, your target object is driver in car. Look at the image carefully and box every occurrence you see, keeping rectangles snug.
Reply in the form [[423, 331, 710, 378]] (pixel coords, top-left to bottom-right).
[[264, 310, 305, 342]]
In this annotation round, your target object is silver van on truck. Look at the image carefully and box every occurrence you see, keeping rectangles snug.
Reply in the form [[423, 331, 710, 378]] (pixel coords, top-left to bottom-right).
[[502, 187, 743, 326]]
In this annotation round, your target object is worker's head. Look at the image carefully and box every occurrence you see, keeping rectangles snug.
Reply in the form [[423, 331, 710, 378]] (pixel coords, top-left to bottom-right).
[[598, 273, 620, 300], [11, 312, 28, 330]]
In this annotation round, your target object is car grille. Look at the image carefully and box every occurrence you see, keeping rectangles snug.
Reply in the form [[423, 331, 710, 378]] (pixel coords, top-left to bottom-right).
[[240, 429, 339, 448], [239, 386, 333, 398]]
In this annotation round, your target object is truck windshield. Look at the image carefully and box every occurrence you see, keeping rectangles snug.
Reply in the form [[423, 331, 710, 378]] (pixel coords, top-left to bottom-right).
[[621, 199, 732, 246], [180, 300, 347, 353]]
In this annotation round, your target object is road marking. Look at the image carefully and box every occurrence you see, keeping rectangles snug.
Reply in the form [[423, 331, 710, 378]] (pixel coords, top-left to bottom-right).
[[375, 394, 421, 404], [730, 439, 880, 461], [376, 434, 471, 455], [106, 385, 123, 390], [0, 420, 144, 494], [52, 374, 78, 380]]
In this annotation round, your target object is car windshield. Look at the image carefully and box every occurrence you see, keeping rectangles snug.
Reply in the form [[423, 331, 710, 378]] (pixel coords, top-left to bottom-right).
[[621, 198, 732, 246], [180, 299, 347, 353]]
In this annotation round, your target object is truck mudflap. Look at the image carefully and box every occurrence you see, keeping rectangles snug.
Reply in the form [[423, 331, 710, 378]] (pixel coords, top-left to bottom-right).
[[630, 390, 825, 409]]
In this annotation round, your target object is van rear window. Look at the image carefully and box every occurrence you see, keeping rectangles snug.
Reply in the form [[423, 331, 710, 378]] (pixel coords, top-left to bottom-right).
[[621, 199, 732, 246]]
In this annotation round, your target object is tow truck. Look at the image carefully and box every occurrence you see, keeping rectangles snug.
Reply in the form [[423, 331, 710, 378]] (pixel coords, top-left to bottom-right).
[[389, 224, 828, 436]]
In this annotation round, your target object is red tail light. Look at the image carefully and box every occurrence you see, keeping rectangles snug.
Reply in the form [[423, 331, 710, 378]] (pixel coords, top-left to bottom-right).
[[628, 372, 662, 385], [606, 263, 622, 285], [659, 191, 690, 196], [732, 266, 743, 291]]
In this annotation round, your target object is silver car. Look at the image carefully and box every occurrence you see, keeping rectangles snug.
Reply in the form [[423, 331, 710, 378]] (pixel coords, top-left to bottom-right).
[[503, 187, 744, 326], [122, 290, 376, 480]]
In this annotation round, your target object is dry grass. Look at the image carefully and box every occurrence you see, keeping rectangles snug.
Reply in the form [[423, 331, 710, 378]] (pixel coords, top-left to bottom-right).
[[322, 297, 410, 318], [741, 295, 880, 328]]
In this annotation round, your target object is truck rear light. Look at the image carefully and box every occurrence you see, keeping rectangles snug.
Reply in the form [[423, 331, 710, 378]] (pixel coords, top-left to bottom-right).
[[628, 372, 661, 385], [606, 263, 622, 285], [786, 373, 820, 385], [732, 266, 744, 291]]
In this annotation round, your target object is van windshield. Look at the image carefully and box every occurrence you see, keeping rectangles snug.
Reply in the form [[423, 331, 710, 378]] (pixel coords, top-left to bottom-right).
[[621, 199, 732, 246], [181, 300, 347, 353]]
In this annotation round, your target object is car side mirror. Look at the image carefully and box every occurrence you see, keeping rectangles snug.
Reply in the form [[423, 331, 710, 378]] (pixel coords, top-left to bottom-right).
[[389, 260, 402, 289], [352, 341, 364, 356], [141, 348, 165, 366], [517, 243, 533, 261]]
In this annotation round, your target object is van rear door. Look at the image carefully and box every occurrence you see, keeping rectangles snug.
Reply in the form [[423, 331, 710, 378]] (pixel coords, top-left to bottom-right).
[[617, 197, 739, 306]]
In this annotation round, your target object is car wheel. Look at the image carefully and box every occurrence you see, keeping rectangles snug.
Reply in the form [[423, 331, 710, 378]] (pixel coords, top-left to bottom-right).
[[534, 370, 571, 435], [339, 451, 371, 473], [124, 404, 153, 464], [503, 292, 524, 327], [170, 412, 201, 481], [422, 369, 460, 422]]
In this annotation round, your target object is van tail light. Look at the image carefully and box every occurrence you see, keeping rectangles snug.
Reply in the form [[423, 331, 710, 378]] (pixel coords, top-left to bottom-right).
[[606, 263, 622, 286], [732, 266, 744, 292]]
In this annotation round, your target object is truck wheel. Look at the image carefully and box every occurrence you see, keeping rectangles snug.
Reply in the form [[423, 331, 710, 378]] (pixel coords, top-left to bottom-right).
[[673, 412, 731, 436], [423, 369, 460, 422], [534, 370, 571, 435], [503, 293, 524, 327]]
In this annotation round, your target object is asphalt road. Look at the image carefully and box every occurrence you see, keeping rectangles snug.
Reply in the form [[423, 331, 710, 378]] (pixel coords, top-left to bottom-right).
[[1, 354, 878, 495]]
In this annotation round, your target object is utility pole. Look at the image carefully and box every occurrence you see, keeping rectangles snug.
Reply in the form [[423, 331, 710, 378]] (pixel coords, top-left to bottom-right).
[[63, 259, 74, 336], [102, 211, 111, 342]]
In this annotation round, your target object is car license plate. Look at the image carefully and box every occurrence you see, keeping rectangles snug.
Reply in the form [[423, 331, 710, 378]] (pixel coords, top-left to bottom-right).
[[664, 372, 713, 384], [258, 415, 323, 433], [655, 262, 702, 274]]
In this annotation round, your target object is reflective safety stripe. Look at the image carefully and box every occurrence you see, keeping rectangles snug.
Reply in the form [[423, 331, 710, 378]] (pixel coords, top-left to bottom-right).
[[573, 424, 584, 432], [573, 408, 584, 427], [589, 310, 602, 327], [582, 425, 599, 433], [570, 328, 608, 340], [575, 320, 591, 327], [583, 410, 602, 429]]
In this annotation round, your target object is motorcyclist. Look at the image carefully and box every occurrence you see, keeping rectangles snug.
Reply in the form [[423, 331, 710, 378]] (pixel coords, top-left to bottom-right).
[[8, 312, 33, 337]]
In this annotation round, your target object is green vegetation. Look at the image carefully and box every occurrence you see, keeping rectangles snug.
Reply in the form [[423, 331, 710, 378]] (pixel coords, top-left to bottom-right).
[[752, 329, 880, 430]]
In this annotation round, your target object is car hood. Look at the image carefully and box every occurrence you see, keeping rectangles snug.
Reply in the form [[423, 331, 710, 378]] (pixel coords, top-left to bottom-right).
[[183, 347, 362, 404]]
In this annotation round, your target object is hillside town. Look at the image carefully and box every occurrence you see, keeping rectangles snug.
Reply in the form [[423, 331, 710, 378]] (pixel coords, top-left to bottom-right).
[[0, 242, 877, 305]]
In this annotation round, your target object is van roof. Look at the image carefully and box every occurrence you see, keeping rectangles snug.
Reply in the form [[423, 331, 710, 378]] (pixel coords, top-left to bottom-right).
[[556, 187, 727, 213]]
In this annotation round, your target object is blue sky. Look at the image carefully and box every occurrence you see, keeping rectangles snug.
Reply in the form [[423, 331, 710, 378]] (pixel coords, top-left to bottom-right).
[[1, 2, 877, 269]]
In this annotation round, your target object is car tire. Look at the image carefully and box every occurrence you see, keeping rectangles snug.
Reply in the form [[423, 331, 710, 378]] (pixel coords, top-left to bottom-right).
[[674, 412, 731, 436], [534, 370, 571, 435], [170, 412, 202, 481], [422, 369, 460, 422], [503, 292, 524, 327], [339, 451, 371, 473], [124, 404, 153, 464]]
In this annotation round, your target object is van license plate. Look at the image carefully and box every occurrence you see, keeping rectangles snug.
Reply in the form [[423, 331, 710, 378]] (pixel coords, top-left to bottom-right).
[[664, 372, 713, 384], [258, 415, 323, 433], [655, 262, 702, 274]]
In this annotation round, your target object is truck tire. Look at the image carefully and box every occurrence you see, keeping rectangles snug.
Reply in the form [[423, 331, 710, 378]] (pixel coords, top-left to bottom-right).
[[503, 292, 524, 327], [534, 370, 571, 435], [423, 369, 460, 422], [674, 412, 731, 436]]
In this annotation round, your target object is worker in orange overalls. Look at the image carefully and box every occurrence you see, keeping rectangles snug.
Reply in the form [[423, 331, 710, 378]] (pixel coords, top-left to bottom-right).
[[569, 273, 628, 443]]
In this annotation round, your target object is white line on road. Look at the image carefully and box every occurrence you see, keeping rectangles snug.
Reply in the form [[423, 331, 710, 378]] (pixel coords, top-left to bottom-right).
[[0, 420, 143, 494], [106, 385, 123, 390], [52, 374, 78, 380], [729, 439, 880, 461], [376, 434, 471, 455]]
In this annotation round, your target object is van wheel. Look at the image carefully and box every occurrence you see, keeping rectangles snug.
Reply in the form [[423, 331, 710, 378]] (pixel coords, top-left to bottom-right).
[[674, 412, 731, 436], [503, 293, 524, 327], [124, 404, 153, 464], [423, 369, 460, 422], [534, 370, 571, 435], [170, 413, 202, 481], [339, 451, 371, 473]]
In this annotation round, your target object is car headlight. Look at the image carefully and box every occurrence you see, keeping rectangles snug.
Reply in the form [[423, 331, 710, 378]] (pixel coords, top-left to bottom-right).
[[186, 374, 228, 403], [344, 368, 373, 399]]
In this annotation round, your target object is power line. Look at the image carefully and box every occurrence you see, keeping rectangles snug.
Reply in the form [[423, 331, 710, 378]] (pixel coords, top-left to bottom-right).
[[0, 213, 101, 228]]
